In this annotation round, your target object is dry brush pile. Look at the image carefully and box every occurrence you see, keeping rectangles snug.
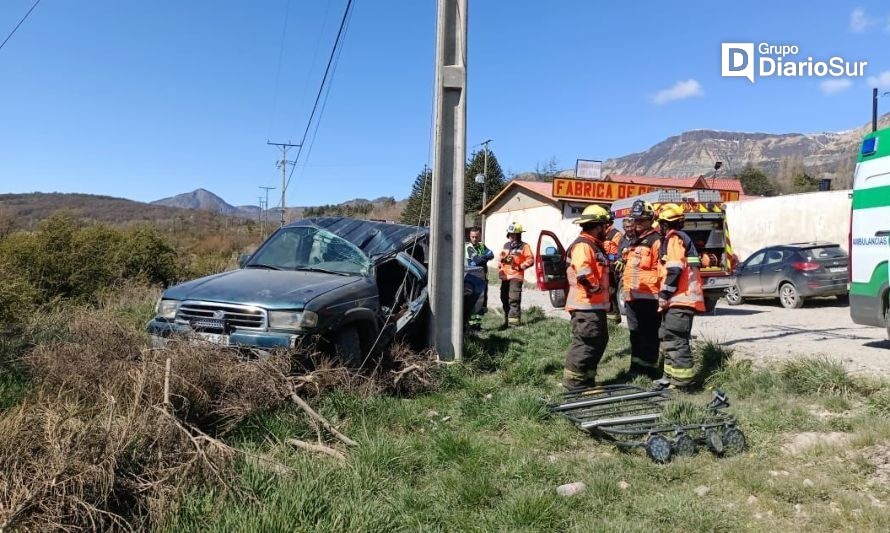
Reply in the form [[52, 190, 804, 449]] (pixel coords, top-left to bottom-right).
[[0, 307, 436, 531]]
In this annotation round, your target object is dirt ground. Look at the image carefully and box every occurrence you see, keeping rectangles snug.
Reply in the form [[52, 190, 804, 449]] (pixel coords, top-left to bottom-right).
[[486, 286, 890, 376]]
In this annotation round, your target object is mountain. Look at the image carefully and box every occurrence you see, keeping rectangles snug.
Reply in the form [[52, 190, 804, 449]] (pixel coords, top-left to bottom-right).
[[152, 188, 240, 215], [0, 192, 244, 231], [600, 113, 890, 189]]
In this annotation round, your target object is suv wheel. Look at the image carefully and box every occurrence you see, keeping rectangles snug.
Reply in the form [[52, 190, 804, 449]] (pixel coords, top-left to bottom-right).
[[724, 285, 743, 306], [779, 283, 804, 309], [334, 325, 363, 367]]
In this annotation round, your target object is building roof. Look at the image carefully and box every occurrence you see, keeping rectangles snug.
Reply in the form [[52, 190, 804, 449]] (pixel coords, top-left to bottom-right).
[[480, 180, 558, 214]]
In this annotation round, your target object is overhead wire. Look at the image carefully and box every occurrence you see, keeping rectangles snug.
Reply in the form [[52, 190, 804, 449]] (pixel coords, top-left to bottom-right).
[[283, 0, 355, 196], [266, 0, 292, 140], [0, 0, 42, 53]]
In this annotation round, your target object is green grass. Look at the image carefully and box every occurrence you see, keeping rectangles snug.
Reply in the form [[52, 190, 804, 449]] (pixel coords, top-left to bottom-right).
[[145, 309, 890, 530]]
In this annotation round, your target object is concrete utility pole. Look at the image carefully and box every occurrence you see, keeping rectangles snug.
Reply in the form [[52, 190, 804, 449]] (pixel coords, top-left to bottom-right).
[[267, 141, 300, 227], [429, 0, 467, 361], [480, 139, 492, 241], [259, 186, 275, 238]]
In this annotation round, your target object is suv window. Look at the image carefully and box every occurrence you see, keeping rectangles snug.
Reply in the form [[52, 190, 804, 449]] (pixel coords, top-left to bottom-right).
[[800, 246, 846, 261], [249, 225, 371, 275], [764, 249, 785, 265], [744, 251, 765, 268]]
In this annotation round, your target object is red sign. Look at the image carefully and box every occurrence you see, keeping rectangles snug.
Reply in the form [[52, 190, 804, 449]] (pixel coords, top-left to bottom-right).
[[552, 178, 739, 203]]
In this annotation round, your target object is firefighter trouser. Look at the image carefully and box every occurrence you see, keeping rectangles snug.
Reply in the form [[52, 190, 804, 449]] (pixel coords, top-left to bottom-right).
[[564, 310, 609, 389], [500, 279, 523, 324], [659, 307, 696, 385], [625, 299, 662, 378]]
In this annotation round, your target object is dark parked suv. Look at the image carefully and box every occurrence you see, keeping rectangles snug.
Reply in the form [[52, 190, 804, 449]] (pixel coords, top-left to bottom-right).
[[724, 242, 848, 309], [147, 217, 485, 362]]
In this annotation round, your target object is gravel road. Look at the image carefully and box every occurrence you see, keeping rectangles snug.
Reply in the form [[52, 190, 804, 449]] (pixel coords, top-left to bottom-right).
[[487, 286, 890, 376]]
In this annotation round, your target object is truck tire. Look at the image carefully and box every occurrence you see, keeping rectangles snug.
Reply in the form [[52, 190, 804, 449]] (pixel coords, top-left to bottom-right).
[[779, 283, 804, 309], [549, 289, 566, 308], [333, 325, 363, 367]]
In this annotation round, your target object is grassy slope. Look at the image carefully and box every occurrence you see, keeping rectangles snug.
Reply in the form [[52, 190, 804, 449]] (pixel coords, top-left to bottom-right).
[[164, 309, 890, 532]]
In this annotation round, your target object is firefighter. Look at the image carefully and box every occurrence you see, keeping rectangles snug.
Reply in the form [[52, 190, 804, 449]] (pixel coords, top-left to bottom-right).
[[603, 212, 624, 324], [654, 203, 706, 389], [562, 205, 612, 390], [498, 222, 534, 327], [622, 200, 663, 379], [465, 227, 494, 329]]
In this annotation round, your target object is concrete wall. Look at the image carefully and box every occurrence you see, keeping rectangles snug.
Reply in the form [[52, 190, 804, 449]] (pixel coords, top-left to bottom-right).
[[725, 190, 851, 261]]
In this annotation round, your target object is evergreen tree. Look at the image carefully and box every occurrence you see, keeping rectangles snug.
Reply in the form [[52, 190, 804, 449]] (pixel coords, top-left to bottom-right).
[[791, 171, 819, 193], [400, 167, 432, 225], [738, 163, 778, 197], [465, 149, 507, 213]]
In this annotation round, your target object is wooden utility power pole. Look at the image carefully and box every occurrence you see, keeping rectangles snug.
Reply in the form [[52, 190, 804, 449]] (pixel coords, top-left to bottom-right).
[[429, 0, 467, 361], [267, 141, 300, 227], [259, 185, 275, 238]]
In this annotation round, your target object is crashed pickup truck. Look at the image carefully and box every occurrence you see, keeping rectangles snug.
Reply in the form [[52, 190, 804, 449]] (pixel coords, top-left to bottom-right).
[[148, 217, 485, 362]]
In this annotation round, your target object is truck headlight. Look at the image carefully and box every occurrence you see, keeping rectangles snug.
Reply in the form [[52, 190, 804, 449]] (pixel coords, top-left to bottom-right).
[[155, 299, 180, 320], [268, 310, 318, 330]]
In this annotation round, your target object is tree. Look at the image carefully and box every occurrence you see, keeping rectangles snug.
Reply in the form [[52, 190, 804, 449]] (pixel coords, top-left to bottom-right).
[[464, 148, 507, 214], [534, 156, 561, 182], [737, 163, 777, 196], [791, 171, 820, 193], [400, 167, 432, 226]]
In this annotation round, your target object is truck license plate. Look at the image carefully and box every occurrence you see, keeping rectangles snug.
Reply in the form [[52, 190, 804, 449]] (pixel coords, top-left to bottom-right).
[[194, 333, 229, 345]]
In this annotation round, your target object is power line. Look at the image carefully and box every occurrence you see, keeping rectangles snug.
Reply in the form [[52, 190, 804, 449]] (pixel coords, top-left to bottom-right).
[[284, 0, 355, 195], [266, 0, 292, 139], [0, 0, 42, 53]]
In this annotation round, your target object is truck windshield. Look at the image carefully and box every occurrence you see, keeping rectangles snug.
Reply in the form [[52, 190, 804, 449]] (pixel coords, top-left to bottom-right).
[[247, 225, 371, 276]]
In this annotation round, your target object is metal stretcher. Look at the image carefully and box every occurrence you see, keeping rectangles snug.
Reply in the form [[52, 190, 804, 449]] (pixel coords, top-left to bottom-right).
[[548, 385, 747, 463]]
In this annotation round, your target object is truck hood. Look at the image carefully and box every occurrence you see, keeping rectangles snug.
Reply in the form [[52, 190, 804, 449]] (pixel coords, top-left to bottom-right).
[[161, 268, 362, 310]]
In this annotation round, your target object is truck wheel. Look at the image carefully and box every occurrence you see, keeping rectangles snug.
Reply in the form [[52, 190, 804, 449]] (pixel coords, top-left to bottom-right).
[[779, 283, 804, 309], [333, 325, 363, 367], [724, 285, 743, 306], [549, 289, 566, 308]]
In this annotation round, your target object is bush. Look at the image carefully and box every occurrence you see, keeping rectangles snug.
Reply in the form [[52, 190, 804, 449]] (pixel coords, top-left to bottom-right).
[[780, 356, 859, 397], [0, 261, 38, 327]]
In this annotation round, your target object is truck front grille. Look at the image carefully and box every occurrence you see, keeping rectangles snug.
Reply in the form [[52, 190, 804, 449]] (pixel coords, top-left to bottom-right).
[[176, 301, 266, 332]]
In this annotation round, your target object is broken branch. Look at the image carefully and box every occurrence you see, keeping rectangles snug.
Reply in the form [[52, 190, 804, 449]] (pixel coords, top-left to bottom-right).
[[286, 438, 346, 461]]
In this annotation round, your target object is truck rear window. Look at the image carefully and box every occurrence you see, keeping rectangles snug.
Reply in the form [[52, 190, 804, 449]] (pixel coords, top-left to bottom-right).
[[800, 247, 846, 261]]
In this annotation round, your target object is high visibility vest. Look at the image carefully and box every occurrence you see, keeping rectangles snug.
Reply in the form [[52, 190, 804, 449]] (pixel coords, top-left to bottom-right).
[[498, 241, 534, 281], [603, 225, 622, 259], [565, 233, 610, 312], [622, 229, 661, 301], [659, 230, 705, 312]]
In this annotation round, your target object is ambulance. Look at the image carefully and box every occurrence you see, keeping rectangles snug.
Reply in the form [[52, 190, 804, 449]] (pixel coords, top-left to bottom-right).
[[849, 127, 890, 339]]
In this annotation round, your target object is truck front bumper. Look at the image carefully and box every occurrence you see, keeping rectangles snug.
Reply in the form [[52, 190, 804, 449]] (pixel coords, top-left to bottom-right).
[[147, 319, 301, 350]]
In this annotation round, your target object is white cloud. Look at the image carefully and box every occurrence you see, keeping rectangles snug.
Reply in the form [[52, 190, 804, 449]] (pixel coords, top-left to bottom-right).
[[651, 79, 703, 105], [820, 79, 853, 95], [850, 7, 873, 32], [867, 70, 890, 89]]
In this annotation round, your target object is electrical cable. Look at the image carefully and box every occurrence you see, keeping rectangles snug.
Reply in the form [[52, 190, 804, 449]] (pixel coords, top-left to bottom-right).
[[0, 0, 42, 53]]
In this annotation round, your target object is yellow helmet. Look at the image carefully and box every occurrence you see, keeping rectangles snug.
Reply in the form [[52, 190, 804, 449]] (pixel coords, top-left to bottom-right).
[[573, 204, 611, 225], [657, 203, 685, 223], [506, 222, 525, 234]]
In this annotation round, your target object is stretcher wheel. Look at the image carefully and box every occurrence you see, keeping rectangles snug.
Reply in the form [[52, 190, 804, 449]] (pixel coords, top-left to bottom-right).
[[723, 428, 747, 455], [674, 433, 697, 456], [645, 434, 673, 464], [705, 429, 724, 456]]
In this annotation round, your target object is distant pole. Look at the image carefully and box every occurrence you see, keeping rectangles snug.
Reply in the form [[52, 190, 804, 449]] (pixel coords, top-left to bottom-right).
[[259, 186, 275, 238], [873, 88, 879, 132], [257, 195, 264, 231], [480, 139, 492, 241], [267, 141, 300, 227], [429, 0, 467, 361]]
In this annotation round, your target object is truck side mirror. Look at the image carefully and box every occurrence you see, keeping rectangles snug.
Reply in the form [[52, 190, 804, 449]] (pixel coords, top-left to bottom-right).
[[238, 253, 252, 268]]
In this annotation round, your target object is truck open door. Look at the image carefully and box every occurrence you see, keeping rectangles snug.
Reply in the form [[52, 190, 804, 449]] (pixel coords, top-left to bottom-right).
[[535, 230, 569, 308]]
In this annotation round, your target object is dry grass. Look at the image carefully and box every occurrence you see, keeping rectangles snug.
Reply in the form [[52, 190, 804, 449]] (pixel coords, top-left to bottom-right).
[[0, 302, 438, 531]]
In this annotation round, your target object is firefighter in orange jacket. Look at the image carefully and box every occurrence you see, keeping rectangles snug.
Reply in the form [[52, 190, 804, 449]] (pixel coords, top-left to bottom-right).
[[622, 200, 663, 379], [562, 205, 612, 390], [498, 222, 534, 327], [603, 213, 624, 325], [654, 203, 706, 389]]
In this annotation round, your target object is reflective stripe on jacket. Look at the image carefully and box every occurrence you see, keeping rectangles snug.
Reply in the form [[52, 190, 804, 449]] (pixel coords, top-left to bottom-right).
[[498, 241, 534, 281], [565, 233, 610, 311], [622, 229, 661, 301], [659, 230, 705, 312]]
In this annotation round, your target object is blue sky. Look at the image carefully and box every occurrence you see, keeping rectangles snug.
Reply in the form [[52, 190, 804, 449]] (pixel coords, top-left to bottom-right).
[[1, 0, 889, 207]]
